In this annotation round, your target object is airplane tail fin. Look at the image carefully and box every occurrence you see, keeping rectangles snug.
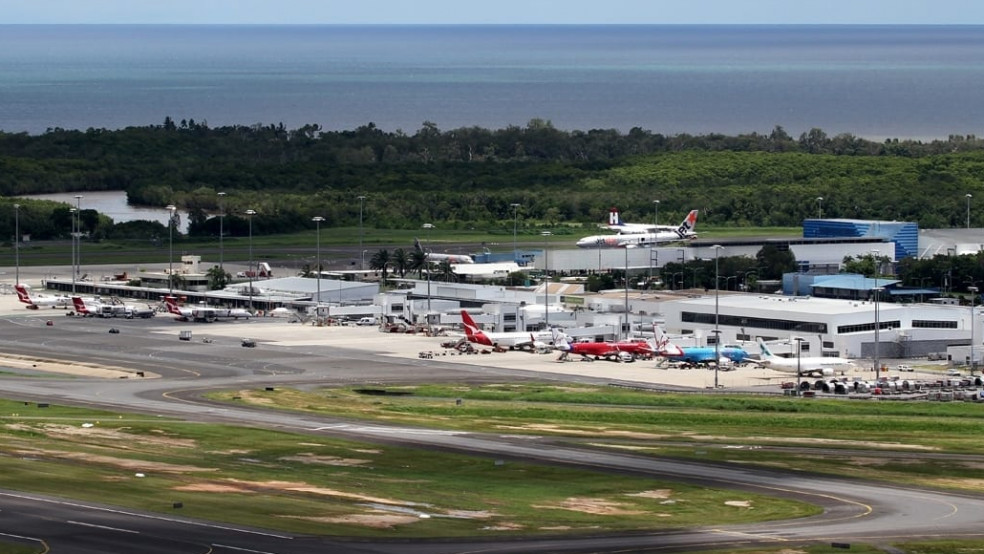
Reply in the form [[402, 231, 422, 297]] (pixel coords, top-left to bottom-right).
[[757, 338, 775, 359], [675, 210, 699, 239], [413, 238, 424, 253], [71, 297, 89, 314], [551, 328, 571, 351], [459, 310, 480, 337], [15, 284, 31, 304], [608, 207, 624, 227], [652, 324, 685, 356]]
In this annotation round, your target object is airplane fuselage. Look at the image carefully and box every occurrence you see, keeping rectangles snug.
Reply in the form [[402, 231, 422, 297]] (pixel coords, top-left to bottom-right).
[[576, 231, 696, 249]]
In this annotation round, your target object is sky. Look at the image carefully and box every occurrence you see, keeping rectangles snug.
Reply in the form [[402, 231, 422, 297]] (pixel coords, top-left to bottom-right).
[[3, 0, 984, 25]]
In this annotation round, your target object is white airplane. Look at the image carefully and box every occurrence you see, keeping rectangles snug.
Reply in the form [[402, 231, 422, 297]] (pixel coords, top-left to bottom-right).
[[164, 296, 251, 322], [414, 238, 475, 264], [576, 210, 698, 249], [71, 296, 155, 318], [756, 338, 855, 377], [601, 207, 679, 235], [459, 310, 549, 350], [15, 284, 71, 309], [71, 296, 105, 317]]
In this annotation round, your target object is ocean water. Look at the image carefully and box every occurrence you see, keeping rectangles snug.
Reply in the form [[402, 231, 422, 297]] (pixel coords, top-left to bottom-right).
[[1, 24, 983, 140]]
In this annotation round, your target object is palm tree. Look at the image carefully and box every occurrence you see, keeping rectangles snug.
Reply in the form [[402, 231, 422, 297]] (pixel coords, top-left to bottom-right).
[[436, 259, 456, 282], [206, 265, 231, 290], [391, 248, 410, 278], [369, 249, 391, 282], [409, 250, 428, 278]]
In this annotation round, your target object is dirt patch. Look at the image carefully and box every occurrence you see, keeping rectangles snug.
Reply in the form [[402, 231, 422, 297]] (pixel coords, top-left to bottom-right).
[[482, 522, 525, 531], [533, 497, 646, 516], [174, 483, 254, 493], [684, 433, 938, 451], [6, 423, 196, 449], [279, 453, 370, 467], [285, 513, 420, 529], [445, 509, 496, 519], [495, 423, 667, 440], [12, 447, 215, 473], [236, 390, 277, 405], [626, 489, 673, 500], [927, 478, 984, 491], [0, 354, 157, 379], [222, 479, 419, 506]]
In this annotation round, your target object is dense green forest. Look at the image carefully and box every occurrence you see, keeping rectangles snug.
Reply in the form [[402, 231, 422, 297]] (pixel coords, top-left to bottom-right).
[[2, 118, 984, 241]]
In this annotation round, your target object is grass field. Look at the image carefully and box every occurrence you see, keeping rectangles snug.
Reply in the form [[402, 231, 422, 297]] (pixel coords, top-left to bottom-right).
[[0, 398, 815, 539], [213, 383, 984, 494]]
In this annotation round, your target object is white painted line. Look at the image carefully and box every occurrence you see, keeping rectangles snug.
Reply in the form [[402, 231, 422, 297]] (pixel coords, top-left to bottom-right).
[[68, 520, 139, 534], [213, 544, 279, 554]]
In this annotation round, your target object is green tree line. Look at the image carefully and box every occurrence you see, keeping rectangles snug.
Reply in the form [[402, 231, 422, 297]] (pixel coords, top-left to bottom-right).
[[3, 119, 984, 240]]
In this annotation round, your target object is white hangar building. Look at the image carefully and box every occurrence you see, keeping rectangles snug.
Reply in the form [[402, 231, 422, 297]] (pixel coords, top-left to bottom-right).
[[658, 293, 975, 361]]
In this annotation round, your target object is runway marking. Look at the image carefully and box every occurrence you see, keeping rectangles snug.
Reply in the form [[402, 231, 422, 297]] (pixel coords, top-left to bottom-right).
[[0, 491, 293, 539], [68, 520, 139, 534], [709, 528, 787, 541], [310, 423, 464, 436], [213, 544, 279, 553]]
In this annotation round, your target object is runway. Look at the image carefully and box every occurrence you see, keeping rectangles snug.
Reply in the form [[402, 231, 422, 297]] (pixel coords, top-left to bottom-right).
[[0, 307, 983, 553]]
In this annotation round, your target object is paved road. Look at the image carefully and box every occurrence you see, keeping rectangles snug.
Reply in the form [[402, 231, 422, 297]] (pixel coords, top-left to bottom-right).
[[1, 313, 983, 553]]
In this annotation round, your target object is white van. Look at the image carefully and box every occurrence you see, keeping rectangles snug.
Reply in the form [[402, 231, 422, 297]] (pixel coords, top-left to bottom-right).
[[356, 317, 378, 326]]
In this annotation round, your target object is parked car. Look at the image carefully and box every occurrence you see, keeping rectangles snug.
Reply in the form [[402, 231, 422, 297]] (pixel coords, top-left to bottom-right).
[[945, 368, 962, 376], [241, 338, 256, 348], [896, 364, 913, 372]]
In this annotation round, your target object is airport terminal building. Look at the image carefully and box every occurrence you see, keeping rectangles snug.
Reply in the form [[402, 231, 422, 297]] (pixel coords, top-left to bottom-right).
[[658, 293, 974, 362]]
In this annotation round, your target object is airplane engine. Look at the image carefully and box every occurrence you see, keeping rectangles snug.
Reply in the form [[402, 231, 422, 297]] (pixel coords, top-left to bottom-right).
[[812, 379, 826, 390], [820, 368, 834, 377], [833, 383, 847, 394]]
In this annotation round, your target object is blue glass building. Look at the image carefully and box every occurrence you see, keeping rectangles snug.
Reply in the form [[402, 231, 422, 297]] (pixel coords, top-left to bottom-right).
[[803, 219, 919, 260]]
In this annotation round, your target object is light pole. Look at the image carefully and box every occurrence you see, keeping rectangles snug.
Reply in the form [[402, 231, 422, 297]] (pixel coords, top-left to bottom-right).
[[245, 209, 256, 312], [511, 203, 520, 263], [312, 216, 325, 315], [74, 194, 82, 287], [423, 223, 434, 313], [13, 203, 19, 286], [541, 231, 552, 329], [650, 200, 659, 289], [795, 336, 805, 393], [624, 245, 636, 340], [166, 204, 176, 296], [873, 285, 884, 381], [217, 192, 226, 272], [357, 195, 366, 270], [816, 196, 823, 219], [967, 193, 973, 229], [69, 207, 77, 294], [712, 245, 724, 388], [970, 286, 978, 375]]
